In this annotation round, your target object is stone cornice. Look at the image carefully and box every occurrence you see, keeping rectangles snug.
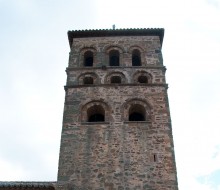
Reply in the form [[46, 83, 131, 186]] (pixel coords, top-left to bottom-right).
[[66, 66, 167, 73], [68, 28, 164, 48], [64, 83, 168, 91]]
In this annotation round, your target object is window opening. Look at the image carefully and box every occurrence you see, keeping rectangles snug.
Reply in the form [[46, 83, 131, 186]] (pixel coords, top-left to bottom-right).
[[109, 50, 119, 66], [110, 76, 121, 84], [153, 154, 157, 162], [129, 112, 145, 121], [132, 49, 141, 66], [138, 76, 148, 83], [83, 77, 93, 84], [84, 51, 93, 67], [129, 104, 145, 121], [87, 105, 105, 122]]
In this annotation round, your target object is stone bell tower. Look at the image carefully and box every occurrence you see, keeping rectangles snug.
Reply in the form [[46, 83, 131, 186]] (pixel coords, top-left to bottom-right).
[[57, 28, 178, 190]]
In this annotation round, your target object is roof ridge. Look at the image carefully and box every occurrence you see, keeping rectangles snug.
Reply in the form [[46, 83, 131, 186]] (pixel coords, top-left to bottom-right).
[[69, 28, 164, 32]]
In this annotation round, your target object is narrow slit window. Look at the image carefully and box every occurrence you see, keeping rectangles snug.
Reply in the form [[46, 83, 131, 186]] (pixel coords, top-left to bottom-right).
[[153, 154, 157, 162]]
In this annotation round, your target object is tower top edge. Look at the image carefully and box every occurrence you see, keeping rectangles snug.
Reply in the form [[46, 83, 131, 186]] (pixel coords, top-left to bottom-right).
[[67, 28, 164, 48]]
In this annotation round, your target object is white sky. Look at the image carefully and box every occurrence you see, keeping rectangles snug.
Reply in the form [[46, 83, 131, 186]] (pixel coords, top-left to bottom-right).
[[0, 0, 220, 189]]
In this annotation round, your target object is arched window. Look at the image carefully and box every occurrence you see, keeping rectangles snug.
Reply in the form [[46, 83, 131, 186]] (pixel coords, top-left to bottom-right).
[[83, 77, 93, 84], [138, 76, 148, 83], [133, 71, 152, 84], [132, 49, 141, 66], [109, 50, 119, 66], [78, 72, 99, 85], [87, 105, 105, 122], [110, 76, 121, 84], [105, 72, 126, 84], [84, 51, 93, 67], [129, 104, 146, 121]]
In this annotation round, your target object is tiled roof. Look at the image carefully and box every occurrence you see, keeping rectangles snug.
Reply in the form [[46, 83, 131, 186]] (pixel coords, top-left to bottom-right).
[[67, 28, 164, 47], [0, 182, 56, 189]]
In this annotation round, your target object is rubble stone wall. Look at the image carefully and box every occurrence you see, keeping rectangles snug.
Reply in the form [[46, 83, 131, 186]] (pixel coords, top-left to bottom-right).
[[57, 36, 178, 190]]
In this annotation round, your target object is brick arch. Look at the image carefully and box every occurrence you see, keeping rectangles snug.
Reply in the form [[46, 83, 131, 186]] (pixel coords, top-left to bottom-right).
[[78, 72, 100, 85], [79, 47, 97, 67], [104, 71, 127, 84], [81, 100, 111, 122], [104, 45, 124, 54], [80, 46, 97, 54], [133, 70, 153, 84], [128, 45, 144, 54], [122, 98, 152, 122]]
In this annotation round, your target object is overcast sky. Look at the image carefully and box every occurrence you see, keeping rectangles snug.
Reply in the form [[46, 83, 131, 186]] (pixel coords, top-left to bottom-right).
[[0, 0, 220, 189]]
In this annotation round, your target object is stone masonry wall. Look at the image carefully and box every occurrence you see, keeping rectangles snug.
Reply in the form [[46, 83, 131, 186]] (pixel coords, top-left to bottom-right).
[[57, 36, 178, 190], [69, 36, 163, 68]]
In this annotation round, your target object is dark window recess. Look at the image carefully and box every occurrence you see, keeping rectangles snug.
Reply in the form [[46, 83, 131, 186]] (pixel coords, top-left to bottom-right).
[[109, 50, 119, 66], [132, 56, 141, 66], [111, 76, 121, 84], [84, 51, 93, 66], [154, 154, 157, 162], [138, 76, 148, 83], [83, 77, 93, 84], [89, 114, 104, 122], [87, 105, 105, 122], [129, 104, 146, 121], [132, 49, 141, 66], [129, 112, 145, 121]]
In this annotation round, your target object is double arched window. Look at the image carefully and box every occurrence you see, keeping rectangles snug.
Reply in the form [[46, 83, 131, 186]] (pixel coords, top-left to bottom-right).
[[81, 99, 151, 123], [86, 103, 148, 122]]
